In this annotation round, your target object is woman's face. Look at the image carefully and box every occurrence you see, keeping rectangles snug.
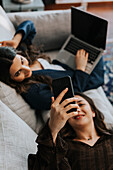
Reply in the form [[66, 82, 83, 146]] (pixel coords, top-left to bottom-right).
[[68, 95, 95, 129], [9, 54, 32, 82]]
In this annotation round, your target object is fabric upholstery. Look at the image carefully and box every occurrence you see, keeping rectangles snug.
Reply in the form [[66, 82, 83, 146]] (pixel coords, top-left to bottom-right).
[[0, 82, 37, 131], [0, 6, 15, 41], [14, 6, 86, 52], [15, 10, 71, 52], [0, 100, 37, 170]]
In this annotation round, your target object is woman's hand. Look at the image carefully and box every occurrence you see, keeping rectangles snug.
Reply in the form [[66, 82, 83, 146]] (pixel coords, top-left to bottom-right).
[[0, 40, 18, 49], [75, 49, 88, 71], [49, 88, 78, 143], [0, 32, 23, 49]]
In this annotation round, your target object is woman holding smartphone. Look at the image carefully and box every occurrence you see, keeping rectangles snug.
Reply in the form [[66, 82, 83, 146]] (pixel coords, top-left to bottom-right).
[[28, 89, 113, 170]]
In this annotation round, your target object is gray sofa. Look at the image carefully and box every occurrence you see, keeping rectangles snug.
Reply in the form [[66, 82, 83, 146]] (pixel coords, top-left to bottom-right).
[[0, 5, 113, 170]]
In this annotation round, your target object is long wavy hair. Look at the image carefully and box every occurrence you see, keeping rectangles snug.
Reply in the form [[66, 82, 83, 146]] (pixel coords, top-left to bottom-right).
[[60, 92, 112, 139], [0, 44, 52, 94]]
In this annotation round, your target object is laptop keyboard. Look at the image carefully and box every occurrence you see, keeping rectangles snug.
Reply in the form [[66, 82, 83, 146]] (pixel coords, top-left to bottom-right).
[[64, 37, 100, 65]]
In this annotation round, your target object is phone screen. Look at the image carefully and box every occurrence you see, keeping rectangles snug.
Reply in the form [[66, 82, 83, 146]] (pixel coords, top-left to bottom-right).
[[52, 76, 77, 113]]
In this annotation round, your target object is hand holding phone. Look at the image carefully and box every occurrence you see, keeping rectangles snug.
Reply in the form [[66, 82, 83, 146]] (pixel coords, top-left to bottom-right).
[[49, 88, 77, 143], [52, 76, 77, 113]]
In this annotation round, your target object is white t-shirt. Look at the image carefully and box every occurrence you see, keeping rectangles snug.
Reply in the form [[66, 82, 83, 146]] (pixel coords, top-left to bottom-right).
[[38, 58, 65, 71]]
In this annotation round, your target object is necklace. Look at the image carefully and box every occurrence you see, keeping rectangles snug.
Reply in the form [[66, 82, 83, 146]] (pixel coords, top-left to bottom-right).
[[74, 137, 92, 141]]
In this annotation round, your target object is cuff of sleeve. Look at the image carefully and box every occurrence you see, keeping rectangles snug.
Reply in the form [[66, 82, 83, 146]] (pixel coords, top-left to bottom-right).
[[36, 120, 68, 160], [36, 121, 68, 165], [36, 120, 55, 148], [74, 70, 89, 92], [15, 26, 26, 42], [55, 133, 68, 164], [75, 69, 89, 77], [15, 20, 36, 45]]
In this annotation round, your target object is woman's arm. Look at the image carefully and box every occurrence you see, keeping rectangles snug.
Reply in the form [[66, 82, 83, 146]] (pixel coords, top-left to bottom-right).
[[28, 122, 71, 170], [53, 49, 104, 92], [0, 32, 23, 49], [15, 20, 36, 45], [73, 49, 104, 92], [28, 89, 78, 170], [0, 20, 36, 49], [21, 83, 52, 110], [53, 49, 90, 92], [73, 56, 104, 92], [49, 88, 78, 143], [75, 49, 88, 71]]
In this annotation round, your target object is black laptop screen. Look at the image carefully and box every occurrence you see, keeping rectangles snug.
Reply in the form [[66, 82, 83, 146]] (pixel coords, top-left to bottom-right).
[[71, 7, 108, 50]]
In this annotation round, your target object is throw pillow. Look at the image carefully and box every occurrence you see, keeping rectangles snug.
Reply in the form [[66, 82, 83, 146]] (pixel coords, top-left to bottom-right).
[[0, 5, 15, 41], [0, 81, 37, 131], [0, 100, 37, 170]]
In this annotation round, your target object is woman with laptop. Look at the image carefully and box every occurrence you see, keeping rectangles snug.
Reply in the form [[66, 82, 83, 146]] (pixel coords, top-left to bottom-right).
[[0, 20, 104, 113]]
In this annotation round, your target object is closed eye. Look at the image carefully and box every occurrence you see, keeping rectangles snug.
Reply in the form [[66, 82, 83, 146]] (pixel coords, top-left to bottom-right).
[[78, 103, 85, 107], [77, 100, 85, 107]]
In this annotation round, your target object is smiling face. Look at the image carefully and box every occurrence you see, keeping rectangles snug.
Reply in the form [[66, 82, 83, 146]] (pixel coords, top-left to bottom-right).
[[9, 54, 32, 82], [68, 95, 95, 130]]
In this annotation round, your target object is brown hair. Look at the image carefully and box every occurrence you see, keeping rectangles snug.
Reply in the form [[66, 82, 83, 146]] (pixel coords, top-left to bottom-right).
[[60, 92, 111, 139], [0, 45, 52, 94], [0, 46, 16, 84]]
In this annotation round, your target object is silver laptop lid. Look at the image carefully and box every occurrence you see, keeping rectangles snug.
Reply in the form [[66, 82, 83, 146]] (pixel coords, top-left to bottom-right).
[[71, 7, 108, 50]]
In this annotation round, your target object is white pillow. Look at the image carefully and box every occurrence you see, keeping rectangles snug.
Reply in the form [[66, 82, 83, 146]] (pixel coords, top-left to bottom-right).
[[0, 81, 37, 131], [0, 100, 37, 170], [0, 6, 15, 41], [84, 87, 113, 128]]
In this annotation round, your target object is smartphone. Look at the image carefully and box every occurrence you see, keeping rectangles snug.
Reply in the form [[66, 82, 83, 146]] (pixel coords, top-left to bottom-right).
[[52, 76, 77, 113]]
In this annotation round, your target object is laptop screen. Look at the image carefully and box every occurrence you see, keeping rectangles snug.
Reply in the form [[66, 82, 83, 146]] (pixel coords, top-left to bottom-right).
[[71, 7, 108, 50]]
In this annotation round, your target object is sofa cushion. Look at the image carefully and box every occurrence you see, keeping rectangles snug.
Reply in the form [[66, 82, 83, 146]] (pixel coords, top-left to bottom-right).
[[0, 5, 15, 41], [45, 50, 59, 60], [0, 81, 37, 131], [0, 100, 37, 170], [15, 9, 71, 52]]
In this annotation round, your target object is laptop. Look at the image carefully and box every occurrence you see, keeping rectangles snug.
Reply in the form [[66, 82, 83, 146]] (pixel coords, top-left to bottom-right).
[[57, 7, 108, 74]]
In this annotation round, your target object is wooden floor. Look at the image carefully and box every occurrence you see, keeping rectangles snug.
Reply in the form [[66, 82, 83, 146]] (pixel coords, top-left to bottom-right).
[[45, 2, 113, 40], [87, 4, 113, 40]]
